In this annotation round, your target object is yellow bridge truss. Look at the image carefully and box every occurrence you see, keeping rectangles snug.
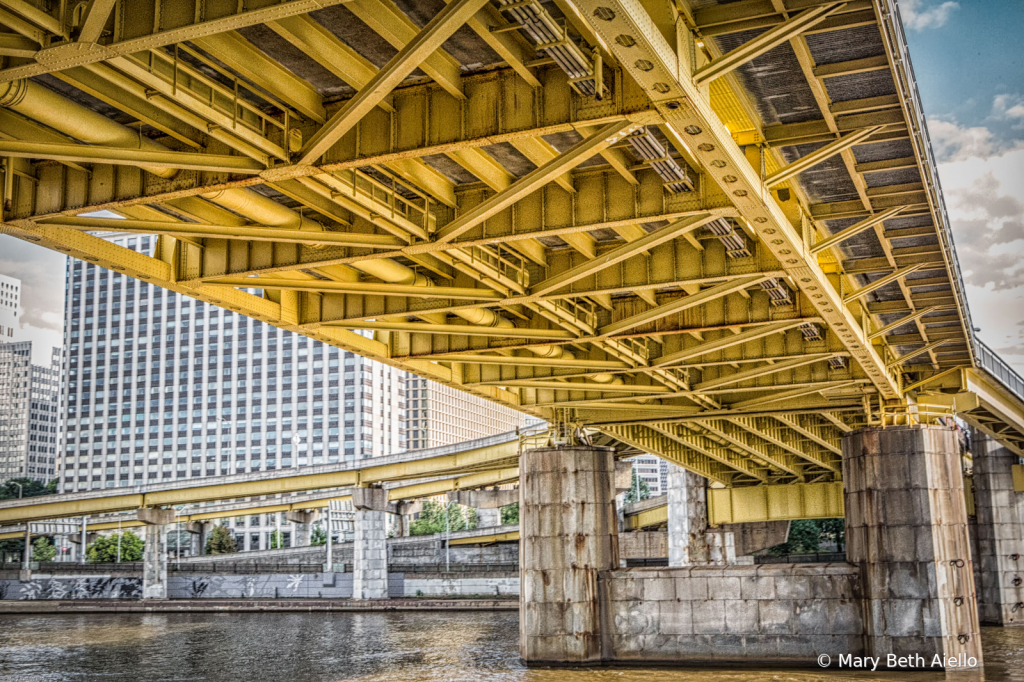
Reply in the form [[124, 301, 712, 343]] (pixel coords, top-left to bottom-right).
[[0, 0, 1021, 495]]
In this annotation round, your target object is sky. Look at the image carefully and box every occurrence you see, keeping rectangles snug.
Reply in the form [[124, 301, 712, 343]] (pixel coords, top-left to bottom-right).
[[0, 0, 1022, 372]]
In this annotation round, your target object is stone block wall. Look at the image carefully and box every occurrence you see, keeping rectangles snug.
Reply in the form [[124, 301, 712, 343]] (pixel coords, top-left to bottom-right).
[[402, 573, 519, 597], [601, 564, 864, 663]]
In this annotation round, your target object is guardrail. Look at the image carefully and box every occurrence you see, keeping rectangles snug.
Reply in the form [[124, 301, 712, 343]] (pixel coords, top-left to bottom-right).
[[975, 338, 1024, 403]]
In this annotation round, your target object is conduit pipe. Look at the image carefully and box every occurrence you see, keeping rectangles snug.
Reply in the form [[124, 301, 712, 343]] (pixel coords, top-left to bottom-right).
[[0, 79, 178, 180]]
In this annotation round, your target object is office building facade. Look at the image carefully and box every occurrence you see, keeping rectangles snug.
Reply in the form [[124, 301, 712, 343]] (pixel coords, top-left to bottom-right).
[[405, 375, 539, 450], [0, 341, 60, 483], [58, 233, 406, 550]]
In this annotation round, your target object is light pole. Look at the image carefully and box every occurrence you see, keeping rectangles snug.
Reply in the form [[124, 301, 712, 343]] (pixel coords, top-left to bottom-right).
[[445, 500, 457, 573], [12, 481, 22, 499]]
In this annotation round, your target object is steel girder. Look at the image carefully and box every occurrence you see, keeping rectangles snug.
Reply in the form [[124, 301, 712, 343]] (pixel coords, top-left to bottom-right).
[[0, 0, 1018, 487]]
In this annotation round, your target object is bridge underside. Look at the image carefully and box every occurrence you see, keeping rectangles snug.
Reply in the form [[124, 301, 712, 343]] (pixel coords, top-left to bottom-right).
[[0, 0, 1019, 487]]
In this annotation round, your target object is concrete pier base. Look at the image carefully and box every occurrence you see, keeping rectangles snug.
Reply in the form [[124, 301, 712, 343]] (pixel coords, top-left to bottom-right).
[[971, 430, 1024, 625], [843, 426, 983, 667], [667, 464, 729, 566], [138, 508, 174, 600], [286, 510, 320, 548], [352, 487, 389, 600], [520, 445, 618, 665], [476, 507, 500, 528]]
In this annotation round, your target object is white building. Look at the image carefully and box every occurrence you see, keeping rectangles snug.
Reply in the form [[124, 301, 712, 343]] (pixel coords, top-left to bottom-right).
[[0, 274, 22, 341], [0, 341, 60, 483], [405, 375, 539, 450], [58, 233, 407, 551], [628, 455, 669, 498]]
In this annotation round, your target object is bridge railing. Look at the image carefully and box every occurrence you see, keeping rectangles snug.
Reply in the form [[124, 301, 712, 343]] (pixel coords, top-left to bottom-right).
[[974, 338, 1024, 403]]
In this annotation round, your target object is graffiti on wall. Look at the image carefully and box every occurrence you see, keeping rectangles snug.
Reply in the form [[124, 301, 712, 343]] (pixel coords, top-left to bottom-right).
[[0, 577, 143, 600]]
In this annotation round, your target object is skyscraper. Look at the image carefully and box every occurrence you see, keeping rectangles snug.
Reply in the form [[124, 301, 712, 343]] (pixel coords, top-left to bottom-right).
[[405, 375, 539, 450], [0, 275, 61, 484], [0, 274, 21, 341], [58, 234, 406, 527]]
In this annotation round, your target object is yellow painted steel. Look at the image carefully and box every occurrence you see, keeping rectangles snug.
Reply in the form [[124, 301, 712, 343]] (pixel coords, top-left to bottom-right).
[[1014, 465, 1024, 493], [0, 0, 1019, 486], [0, 440, 519, 525], [625, 504, 669, 531], [448, 531, 519, 545], [707, 482, 845, 525]]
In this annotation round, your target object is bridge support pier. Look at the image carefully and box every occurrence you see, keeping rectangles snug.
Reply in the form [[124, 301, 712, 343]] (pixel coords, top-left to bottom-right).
[[448, 489, 516, 529], [286, 510, 320, 548], [667, 464, 733, 565], [843, 425, 983, 667], [520, 445, 618, 664], [970, 430, 1024, 625], [138, 508, 174, 600], [352, 488, 389, 599]]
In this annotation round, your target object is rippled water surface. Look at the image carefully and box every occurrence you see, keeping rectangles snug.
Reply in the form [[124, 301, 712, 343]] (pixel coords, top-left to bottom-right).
[[0, 612, 1020, 682]]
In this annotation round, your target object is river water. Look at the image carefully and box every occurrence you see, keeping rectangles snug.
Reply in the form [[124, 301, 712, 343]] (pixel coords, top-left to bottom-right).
[[0, 612, 1021, 682]]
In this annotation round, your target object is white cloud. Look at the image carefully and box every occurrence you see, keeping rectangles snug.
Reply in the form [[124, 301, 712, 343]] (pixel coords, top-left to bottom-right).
[[993, 94, 1024, 127], [928, 118, 998, 162], [0, 236, 66, 364], [938, 145, 1024, 373], [900, 0, 959, 30]]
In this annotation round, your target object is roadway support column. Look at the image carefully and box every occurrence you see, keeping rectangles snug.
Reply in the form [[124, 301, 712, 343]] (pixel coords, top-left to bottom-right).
[[520, 445, 618, 665], [448, 489, 517, 529], [667, 464, 718, 566], [286, 510, 320, 547], [970, 430, 1024, 625], [138, 508, 174, 600], [352, 487, 388, 599], [843, 426, 983, 667]]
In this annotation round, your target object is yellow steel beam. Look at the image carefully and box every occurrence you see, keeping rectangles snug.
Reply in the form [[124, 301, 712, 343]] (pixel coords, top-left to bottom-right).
[[887, 339, 950, 368], [42, 217, 404, 249], [0, 439, 520, 524], [625, 504, 668, 530], [960, 369, 1024, 456], [0, 140, 265, 173], [573, 0, 898, 398], [599, 275, 768, 337], [320, 320, 577, 339], [655, 319, 819, 368], [843, 263, 926, 303], [76, 0, 116, 43], [299, 0, 489, 163], [774, 415, 842, 455], [766, 125, 883, 187], [449, 530, 519, 545], [693, 3, 845, 85], [203, 277, 504, 301], [346, 0, 465, 98], [708, 481, 844, 525], [530, 212, 719, 296], [0, 0, 354, 83], [693, 353, 840, 392], [812, 206, 906, 255], [428, 120, 638, 246]]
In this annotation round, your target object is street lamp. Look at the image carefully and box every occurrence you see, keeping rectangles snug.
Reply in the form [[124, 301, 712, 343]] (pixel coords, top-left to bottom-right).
[[12, 481, 22, 499], [444, 500, 457, 573]]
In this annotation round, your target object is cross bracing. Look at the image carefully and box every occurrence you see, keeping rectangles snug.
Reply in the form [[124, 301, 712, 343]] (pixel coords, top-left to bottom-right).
[[0, 0, 1019, 491]]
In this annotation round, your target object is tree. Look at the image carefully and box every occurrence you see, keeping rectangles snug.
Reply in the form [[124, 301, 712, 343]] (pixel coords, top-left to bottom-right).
[[269, 529, 284, 549], [768, 520, 823, 556], [500, 503, 519, 525], [32, 537, 56, 562], [87, 531, 144, 562], [310, 526, 327, 546], [408, 500, 470, 536], [0, 539, 24, 563], [819, 518, 845, 553], [0, 477, 57, 500], [205, 525, 238, 555], [623, 470, 651, 503]]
